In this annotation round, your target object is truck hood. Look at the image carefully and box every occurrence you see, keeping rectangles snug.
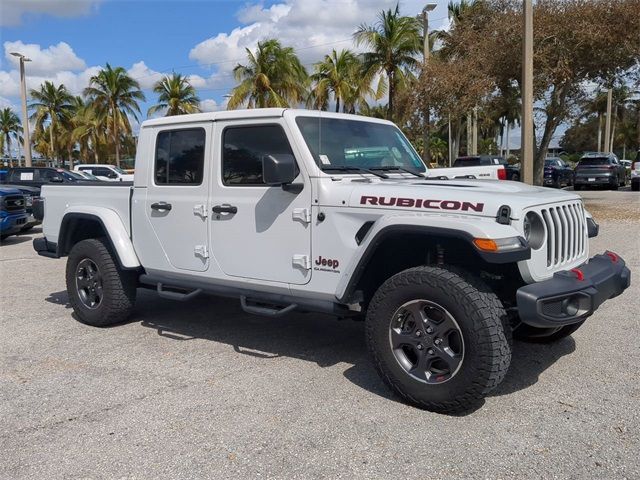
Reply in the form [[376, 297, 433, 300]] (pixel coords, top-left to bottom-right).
[[322, 178, 581, 219]]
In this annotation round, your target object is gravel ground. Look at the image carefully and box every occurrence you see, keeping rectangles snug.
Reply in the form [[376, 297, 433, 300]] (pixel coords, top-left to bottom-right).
[[1, 190, 638, 479]]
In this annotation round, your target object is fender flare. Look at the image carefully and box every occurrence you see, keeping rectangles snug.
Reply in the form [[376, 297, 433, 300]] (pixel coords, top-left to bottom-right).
[[334, 215, 529, 303], [58, 207, 141, 269]]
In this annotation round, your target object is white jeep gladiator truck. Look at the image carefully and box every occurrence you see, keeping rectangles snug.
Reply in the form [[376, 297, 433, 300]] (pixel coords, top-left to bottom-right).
[[33, 109, 630, 414]]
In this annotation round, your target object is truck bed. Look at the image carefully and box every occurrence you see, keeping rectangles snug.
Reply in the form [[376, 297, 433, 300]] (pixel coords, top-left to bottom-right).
[[41, 183, 133, 245]]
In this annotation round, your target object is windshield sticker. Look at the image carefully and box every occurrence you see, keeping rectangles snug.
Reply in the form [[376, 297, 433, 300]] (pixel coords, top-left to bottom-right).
[[360, 195, 484, 212], [319, 154, 331, 165], [20, 172, 34, 180]]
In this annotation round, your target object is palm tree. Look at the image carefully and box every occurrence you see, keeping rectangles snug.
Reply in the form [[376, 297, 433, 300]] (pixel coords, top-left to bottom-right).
[[0, 108, 22, 164], [310, 49, 360, 112], [148, 73, 201, 117], [429, 137, 448, 165], [72, 97, 106, 163], [84, 64, 145, 168], [29, 81, 73, 164], [227, 39, 308, 109], [354, 5, 422, 120]]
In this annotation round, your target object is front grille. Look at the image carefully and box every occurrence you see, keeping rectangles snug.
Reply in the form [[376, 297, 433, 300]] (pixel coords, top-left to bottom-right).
[[540, 202, 587, 268], [2, 195, 26, 212]]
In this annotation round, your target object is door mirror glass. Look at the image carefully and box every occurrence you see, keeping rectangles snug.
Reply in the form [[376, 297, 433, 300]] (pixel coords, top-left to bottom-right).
[[107, 171, 119, 179], [262, 154, 297, 186]]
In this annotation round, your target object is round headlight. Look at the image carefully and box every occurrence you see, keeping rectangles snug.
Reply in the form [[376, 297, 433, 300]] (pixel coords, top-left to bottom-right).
[[523, 212, 545, 250]]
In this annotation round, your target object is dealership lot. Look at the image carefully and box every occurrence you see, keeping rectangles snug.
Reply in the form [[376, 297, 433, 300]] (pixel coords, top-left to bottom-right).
[[1, 190, 638, 479]]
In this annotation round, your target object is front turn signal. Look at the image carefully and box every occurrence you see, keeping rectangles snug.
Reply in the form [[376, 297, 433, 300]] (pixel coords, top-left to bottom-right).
[[473, 237, 525, 252], [473, 238, 498, 251]]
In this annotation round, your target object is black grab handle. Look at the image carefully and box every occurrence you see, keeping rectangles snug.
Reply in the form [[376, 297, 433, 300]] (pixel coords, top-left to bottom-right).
[[212, 205, 238, 214], [151, 202, 172, 211]]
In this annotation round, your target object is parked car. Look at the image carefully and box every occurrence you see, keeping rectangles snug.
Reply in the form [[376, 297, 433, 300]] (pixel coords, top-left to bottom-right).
[[632, 154, 640, 191], [34, 108, 630, 414], [620, 159, 632, 171], [74, 164, 134, 182], [452, 155, 516, 180], [573, 153, 628, 190], [2, 167, 91, 189], [543, 157, 574, 188], [0, 187, 28, 241], [0, 184, 40, 231], [74, 170, 102, 181]]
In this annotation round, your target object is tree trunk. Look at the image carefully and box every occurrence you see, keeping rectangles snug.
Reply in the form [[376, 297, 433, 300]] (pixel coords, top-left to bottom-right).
[[505, 125, 510, 159], [610, 105, 618, 153], [387, 69, 394, 121], [7, 136, 12, 164], [454, 118, 462, 159], [534, 83, 571, 185], [113, 112, 120, 169], [597, 113, 603, 151], [49, 117, 56, 166], [335, 97, 340, 113]]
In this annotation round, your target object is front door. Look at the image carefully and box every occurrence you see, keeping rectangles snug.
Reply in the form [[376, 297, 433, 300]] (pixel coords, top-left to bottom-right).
[[144, 125, 210, 272], [210, 121, 312, 285]]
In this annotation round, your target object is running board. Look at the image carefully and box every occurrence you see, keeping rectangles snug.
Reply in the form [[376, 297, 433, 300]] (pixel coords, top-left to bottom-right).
[[240, 296, 297, 317], [156, 282, 202, 301]]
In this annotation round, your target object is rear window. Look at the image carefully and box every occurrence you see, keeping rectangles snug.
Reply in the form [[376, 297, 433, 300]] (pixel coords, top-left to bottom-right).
[[579, 157, 609, 166], [454, 158, 481, 167], [155, 128, 206, 185]]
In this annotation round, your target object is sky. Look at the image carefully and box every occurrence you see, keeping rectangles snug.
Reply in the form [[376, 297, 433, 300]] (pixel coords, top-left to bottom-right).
[[0, 0, 551, 151]]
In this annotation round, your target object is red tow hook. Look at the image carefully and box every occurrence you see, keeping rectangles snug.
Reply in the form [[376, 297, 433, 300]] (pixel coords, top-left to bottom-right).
[[570, 268, 585, 281], [606, 251, 619, 263]]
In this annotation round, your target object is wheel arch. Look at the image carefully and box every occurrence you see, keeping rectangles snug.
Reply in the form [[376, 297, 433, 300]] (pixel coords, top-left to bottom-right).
[[336, 223, 529, 305], [58, 210, 140, 270]]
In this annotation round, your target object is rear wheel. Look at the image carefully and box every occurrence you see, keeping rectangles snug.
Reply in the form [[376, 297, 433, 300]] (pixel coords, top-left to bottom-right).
[[632, 181, 639, 192], [365, 266, 511, 414], [66, 238, 137, 327], [513, 321, 585, 343], [611, 177, 619, 190]]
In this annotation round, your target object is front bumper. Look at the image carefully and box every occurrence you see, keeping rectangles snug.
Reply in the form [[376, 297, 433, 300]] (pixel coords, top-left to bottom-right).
[[33, 237, 59, 258], [0, 213, 29, 236], [516, 251, 630, 328]]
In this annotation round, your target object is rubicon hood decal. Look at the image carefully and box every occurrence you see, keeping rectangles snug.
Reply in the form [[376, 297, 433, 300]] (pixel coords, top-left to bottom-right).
[[360, 195, 484, 212]]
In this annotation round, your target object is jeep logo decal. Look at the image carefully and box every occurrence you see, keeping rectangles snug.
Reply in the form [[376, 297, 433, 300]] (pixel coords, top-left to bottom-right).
[[315, 256, 339, 269], [360, 196, 484, 212]]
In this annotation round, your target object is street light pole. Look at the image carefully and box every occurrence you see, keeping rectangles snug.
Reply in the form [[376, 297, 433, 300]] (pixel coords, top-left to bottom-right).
[[421, 3, 437, 165], [521, 0, 534, 184], [11, 52, 32, 167], [604, 88, 613, 153]]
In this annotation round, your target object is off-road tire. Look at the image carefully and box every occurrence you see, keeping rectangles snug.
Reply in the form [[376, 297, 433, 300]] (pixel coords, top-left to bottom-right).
[[632, 181, 639, 192], [20, 224, 35, 232], [365, 266, 511, 414], [513, 321, 585, 343], [66, 238, 137, 327]]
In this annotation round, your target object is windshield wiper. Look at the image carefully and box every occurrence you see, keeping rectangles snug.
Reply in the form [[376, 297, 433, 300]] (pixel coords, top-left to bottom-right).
[[321, 166, 389, 179], [369, 166, 425, 178]]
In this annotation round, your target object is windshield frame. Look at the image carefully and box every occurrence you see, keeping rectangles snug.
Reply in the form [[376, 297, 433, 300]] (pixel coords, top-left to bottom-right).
[[294, 115, 427, 175]]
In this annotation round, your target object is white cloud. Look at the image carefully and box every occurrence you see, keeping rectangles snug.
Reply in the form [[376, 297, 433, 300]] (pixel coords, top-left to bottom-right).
[[0, 96, 16, 110], [200, 99, 220, 112], [127, 61, 163, 90], [3, 41, 86, 75], [0, 0, 102, 27], [187, 0, 449, 88]]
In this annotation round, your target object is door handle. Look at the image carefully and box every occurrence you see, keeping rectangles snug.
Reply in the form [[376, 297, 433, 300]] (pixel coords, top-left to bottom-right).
[[212, 204, 238, 214], [151, 202, 172, 211]]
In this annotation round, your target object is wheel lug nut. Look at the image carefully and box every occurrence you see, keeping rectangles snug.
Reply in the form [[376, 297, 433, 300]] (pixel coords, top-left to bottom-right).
[[427, 349, 434, 355], [426, 327, 433, 334], [415, 331, 422, 337], [435, 339, 442, 345], [417, 344, 423, 350]]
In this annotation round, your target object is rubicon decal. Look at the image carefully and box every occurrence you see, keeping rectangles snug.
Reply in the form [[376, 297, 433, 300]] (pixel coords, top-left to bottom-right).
[[360, 196, 484, 212]]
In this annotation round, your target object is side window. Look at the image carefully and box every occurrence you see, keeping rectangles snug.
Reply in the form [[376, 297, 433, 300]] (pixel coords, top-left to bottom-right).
[[95, 167, 113, 177], [39, 169, 61, 182], [222, 125, 295, 186], [155, 128, 205, 185]]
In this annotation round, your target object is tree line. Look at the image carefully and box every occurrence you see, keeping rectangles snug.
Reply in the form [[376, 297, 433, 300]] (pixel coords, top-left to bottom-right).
[[1, 0, 638, 180]]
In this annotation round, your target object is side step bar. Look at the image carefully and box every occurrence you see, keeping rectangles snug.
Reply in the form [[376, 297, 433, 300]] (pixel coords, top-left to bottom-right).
[[156, 283, 202, 301], [240, 296, 297, 317]]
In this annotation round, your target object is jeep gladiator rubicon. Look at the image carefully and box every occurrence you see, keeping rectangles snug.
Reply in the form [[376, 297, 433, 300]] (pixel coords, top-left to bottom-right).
[[33, 109, 631, 414]]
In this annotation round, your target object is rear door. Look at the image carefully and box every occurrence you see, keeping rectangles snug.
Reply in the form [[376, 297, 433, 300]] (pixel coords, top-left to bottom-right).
[[143, 125, 211, 272]]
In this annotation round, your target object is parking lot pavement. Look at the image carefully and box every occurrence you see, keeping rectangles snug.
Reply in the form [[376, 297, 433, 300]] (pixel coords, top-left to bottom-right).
[[1, 193, 639, 480]]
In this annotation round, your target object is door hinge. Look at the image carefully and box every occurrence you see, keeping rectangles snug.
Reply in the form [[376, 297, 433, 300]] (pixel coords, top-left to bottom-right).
[[193, 204, 208, 218], [292, 254, 311, 270], [194, 245, 209, 259], [292, 208, 311, 224]]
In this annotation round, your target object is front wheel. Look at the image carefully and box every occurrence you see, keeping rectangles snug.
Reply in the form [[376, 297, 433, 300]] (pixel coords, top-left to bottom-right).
[[66, 238, 137, 327], [365, 266, 511, 414]]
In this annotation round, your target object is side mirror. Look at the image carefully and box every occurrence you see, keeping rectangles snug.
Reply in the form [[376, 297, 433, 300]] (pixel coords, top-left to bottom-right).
[[108, 172, 118, 179], [262, 154, 297, 186], [49, 176, 63, 183]]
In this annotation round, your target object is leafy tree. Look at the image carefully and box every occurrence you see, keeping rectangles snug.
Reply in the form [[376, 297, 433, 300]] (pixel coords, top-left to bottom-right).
[[148, 73, 201, 117], [72, 96, 107, 163], [29, 81, 73, 163], [84, 64, 145, 168], [354, 4, 422, 120], [0, 108, 22, 163], [227, 39, 308, 109]]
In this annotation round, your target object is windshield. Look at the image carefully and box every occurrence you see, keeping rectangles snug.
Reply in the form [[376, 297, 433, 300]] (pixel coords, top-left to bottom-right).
[[61, 171, 84, 180], [295, 116, 426, 173], [112, 166, 126, 174]]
